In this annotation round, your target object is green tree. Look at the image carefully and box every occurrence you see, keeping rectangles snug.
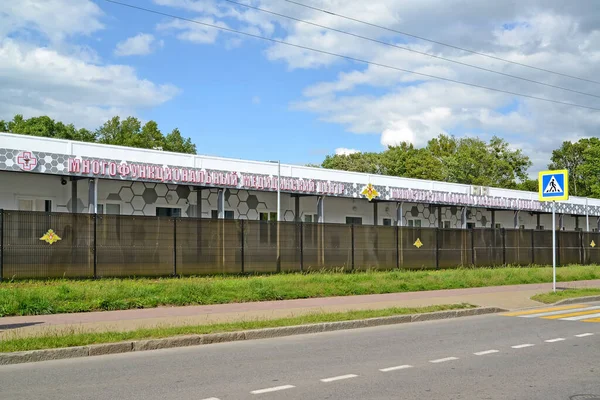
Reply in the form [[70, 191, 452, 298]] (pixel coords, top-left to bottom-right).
[[163, 128, 197, 154], [321, 152, 385, 174], [549, 139, 594, 197], [320, 134, 531, 189], [1, 113, 197, 154]]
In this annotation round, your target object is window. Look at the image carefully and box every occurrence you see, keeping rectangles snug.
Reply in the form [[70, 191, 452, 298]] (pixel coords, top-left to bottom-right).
[[156, 207, 181, 217], [407, 220, 421, 228], [211, 210, 234, 219], [106, 204, 121, 215], [520, 225, 526, 230], [383, 218, 392, 226], [18, 199, 34, 211], [495, 223, 502, 229], [259, 212, 278, 244], [467, 222, 475, 229], [346, 217, 363, 225], [304, 214, 319, 223], [443, 221, 451, 229], [537, 225, 545, 230]]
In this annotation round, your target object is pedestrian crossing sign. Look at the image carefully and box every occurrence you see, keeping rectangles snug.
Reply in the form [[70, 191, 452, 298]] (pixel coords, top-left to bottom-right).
[[538, 170, 569, 201]]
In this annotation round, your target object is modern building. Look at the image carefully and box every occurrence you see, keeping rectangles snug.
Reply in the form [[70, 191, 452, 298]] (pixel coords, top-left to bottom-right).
[[1, 132, 598, 231]]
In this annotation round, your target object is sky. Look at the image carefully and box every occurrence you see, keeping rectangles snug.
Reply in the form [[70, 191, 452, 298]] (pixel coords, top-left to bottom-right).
[[1, 0, 600, 171]]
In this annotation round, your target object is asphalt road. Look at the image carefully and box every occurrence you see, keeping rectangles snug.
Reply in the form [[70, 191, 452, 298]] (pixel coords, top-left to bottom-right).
[[1, 306, 600, 400]]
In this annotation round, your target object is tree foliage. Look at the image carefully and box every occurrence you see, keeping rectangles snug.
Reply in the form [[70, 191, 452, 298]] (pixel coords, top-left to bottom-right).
[[321, 134, 532, 190], [1, 114, 196, 154]]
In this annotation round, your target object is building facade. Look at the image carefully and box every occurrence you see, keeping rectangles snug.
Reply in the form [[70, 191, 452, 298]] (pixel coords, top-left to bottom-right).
[[1, 132, 598, 231]]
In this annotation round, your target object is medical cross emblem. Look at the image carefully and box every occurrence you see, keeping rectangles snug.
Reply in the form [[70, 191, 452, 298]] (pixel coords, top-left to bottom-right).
[[16, 151, 38, 171]]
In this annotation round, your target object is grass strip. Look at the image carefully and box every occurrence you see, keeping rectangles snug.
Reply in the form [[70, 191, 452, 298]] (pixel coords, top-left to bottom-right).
[[0, 303, 474, 353], [531, 288, 600, 304], [1, 265, 599, 317]]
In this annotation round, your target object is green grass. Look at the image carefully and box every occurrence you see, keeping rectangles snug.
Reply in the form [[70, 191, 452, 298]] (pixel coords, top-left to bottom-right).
[[531, 288, 600, 304], [0, 303, 474, 353], [1, 265, 599, 317]]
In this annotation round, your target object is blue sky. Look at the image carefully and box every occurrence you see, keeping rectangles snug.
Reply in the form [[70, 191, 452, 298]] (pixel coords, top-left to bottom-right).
[[1, 0, 600, 171]]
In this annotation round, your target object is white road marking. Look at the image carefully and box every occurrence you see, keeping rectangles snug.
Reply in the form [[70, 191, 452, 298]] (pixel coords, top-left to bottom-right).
[[520, 306, 600, 318], [561, 312, 600, 321], [429, 357, 459, 363], [474, 349, 499, 356], [544, 338, 566, 343], [250, 385, 295, 394], [575, 333, 594, 337], [320, 374, 358, 383], [512, 344, 535, 349], [379, 365, 413, 372]]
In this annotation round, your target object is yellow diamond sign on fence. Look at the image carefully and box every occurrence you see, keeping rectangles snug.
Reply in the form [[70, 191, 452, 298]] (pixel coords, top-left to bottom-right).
[[413, 238, 423, 248], [591, 240, 596, 248], [40, 229, 61, 245]]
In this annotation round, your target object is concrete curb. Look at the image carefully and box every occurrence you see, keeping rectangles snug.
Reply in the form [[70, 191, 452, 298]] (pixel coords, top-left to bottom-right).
[[0, 307, 504, 366], [554, 295, 600, 306]]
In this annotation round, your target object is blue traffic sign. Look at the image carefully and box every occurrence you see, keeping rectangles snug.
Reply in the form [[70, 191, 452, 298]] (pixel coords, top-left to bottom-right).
[[538, 170, 569, 201]]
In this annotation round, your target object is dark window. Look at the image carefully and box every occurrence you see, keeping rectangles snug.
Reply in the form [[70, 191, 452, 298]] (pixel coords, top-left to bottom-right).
[[156, 207, 181, 217], [259, 212, 278, 244], [383, 218, 392, 226], [44, 200, 52, 212], [443, 221, 451, 229], [211, 210, 234, 219], [346, 217, 362, 225], [467, 222, 475, 229]]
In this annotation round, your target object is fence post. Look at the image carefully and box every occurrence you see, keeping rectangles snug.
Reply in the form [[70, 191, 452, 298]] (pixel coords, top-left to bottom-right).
[[531, 229, 535, 265], [556, 229, 561, 266], [299, 222, 304, 272], [395, 225, 399, 269], [351, 223, 355, 271], [579, 230, 584, 265], [470, 229, 475, 266], [93, 213, 97, 279], [0, 209, 3, 281], [435, 228, 440, 269], [502, 228, 506, 266], [173, 218, 177, 276], [240, 219, 245, 274]]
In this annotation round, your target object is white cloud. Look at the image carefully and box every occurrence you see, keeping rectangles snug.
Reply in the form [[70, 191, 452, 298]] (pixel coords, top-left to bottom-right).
[[335, 147, 359, 155], [252, 96, 261, 105], [0, 0, 179, 129], [153, 0, 600, 168], [115, 33, 159, 56]]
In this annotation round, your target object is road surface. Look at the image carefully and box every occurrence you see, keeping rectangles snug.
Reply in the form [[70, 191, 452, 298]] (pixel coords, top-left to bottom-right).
[[1, 303, 600, 400]]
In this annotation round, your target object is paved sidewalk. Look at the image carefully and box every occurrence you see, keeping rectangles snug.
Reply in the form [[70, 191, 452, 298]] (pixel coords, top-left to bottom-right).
[[2, 279, 599, 338]]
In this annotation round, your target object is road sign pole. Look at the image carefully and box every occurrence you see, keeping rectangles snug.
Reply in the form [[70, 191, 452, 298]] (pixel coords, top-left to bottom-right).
[[552, 201, 556, 293]]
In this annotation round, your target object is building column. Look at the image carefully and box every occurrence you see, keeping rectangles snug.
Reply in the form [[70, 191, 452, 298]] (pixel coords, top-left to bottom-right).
[[294, 195, 300, 222], [461, 207, 467, 229], [559, 214, 564, 230], [71, 178, 78, 214], [597, 216, 600, 232], [88, 178, 98, 214], [491, 209, 496, 229], [373, 202, 378, 226], [437, 206, 443, 228], [536, 213, 541, 229], [191, 188, 203, 218], [396, 202, 403, 227], [316, 196, 325, 265], [575, 215, 580, 231], [316, 196, 324, 223], [514, 210, 520, 229], [217, 189, 224, 219]]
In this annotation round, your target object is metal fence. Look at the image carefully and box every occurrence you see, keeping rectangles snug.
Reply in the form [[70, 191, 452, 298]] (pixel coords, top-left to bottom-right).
[[1, 209, 599, 279]]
